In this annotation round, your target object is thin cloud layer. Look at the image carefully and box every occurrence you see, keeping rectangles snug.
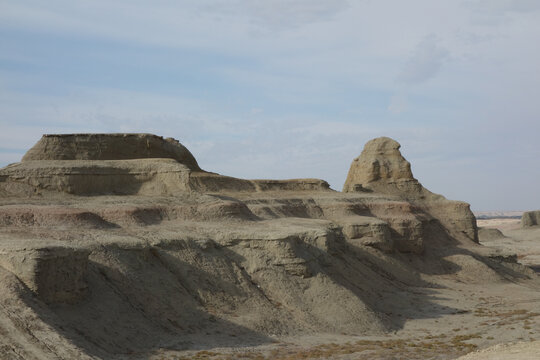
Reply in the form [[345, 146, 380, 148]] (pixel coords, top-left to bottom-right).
[[206, 0, 350, 30], [397, 35, 449, 85]]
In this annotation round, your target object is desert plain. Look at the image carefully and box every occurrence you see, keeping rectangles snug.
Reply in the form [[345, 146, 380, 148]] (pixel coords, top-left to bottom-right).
[[0, 133, 539, 360]]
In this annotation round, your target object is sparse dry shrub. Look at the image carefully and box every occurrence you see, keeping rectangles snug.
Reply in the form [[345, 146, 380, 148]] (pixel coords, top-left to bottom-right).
[[175, 334, 483, 359]]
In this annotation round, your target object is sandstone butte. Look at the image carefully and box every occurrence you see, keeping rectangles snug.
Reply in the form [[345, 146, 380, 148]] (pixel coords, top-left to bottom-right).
[[0, 133, 538, 360], [522, 210, 540, 227]]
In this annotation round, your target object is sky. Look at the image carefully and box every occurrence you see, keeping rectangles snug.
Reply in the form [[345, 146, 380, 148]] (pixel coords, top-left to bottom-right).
[[1, 0, 539, 211]]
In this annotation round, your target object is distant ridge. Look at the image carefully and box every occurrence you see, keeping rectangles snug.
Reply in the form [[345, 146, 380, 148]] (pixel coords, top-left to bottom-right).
[[474, 211, 524, 219]]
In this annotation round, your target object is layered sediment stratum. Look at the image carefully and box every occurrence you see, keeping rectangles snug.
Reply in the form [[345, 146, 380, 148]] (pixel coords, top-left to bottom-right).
[[342, 136, 478, 251], [2, 134, 329, 196], [522, 210, 540, 227], [0, 133, 530, 359], [22, 133, 201, 169]]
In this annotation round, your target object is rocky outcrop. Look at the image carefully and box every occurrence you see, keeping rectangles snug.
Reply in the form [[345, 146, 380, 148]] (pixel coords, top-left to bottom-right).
[[22, 133, 202, 170], [0, 134, 478, 254], [1, 134, 333, 197], [0, 159, 193, 196], [187, 172, 330, 193], [0, 246, 89, 304], [343, 137, 427, 197], [0, 133, 496, 359], [338, 216, 393, 252], [343, 137, 478, 251], [252, 179, 330, 192], [522, 210, 540, 227]]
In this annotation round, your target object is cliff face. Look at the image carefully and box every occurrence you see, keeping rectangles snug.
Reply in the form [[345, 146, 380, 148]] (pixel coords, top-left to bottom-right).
[[0, 133, 494, 359], [0, 133, 479, 254], [1, 134, 331, 197], [522, 210, 540, 227], [343, 137, 422, 196], [22, 133, 201, 170], [343, 136, 478, 248]]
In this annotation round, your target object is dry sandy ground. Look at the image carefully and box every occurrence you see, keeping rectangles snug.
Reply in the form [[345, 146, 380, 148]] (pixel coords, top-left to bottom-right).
[[478, 219, 540, 269], [151, 259, 540, 359], [477, 218, 522, 232], [0, 211, 537, 360], [143, 220, 540, 360], [455, 221, 540, 360], [150, 277, 540, 359], [457, 340, 540, 360]]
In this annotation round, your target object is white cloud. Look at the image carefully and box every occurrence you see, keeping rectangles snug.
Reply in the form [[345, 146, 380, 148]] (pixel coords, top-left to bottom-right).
[[387, 95, 409, 114], [468, 0, 540, 14], [396, 35, 450, 85], [204, 0, 350, 30]]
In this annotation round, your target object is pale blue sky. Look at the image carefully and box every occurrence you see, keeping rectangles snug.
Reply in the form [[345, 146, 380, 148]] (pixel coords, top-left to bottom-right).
[[1, 0, 539, 211]]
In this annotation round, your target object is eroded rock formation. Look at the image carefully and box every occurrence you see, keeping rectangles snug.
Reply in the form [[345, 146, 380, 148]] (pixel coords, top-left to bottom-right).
[[22, 133, 201, 169], [522, 210, 540, 227], [342, 136, 478, 251], [1, 134, 329, 197], [0, 133, 513, 359], [343, 137, 423, 196]]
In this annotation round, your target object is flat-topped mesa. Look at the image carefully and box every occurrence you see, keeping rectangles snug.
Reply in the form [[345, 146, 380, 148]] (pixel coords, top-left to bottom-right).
[[1, 133, 332, 196], [22, 133, 201, 171]]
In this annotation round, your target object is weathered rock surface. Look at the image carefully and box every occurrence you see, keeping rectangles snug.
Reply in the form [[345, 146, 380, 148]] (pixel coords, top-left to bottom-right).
[[343, 136, 478, 252], [22, 133, 201, 170], [0, 159, 192, 196], [343, 137, 421, 196], [0, 245, 89, 304], [339, 216, 393, 251], [522, 210, 540, 227], [1, 135, 331, 197], [1, 133, 529, 360]]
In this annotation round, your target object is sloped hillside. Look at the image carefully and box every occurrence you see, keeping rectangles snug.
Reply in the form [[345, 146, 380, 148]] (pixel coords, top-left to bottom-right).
[[0, 134, 537, 360]]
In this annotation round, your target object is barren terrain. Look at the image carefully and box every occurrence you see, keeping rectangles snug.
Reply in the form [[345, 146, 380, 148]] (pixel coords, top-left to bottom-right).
[[0, 134, 539, 359]]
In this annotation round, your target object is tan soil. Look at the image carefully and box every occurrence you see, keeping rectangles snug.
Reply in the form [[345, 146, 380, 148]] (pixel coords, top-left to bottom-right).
[[0, 134, 539, 360]]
